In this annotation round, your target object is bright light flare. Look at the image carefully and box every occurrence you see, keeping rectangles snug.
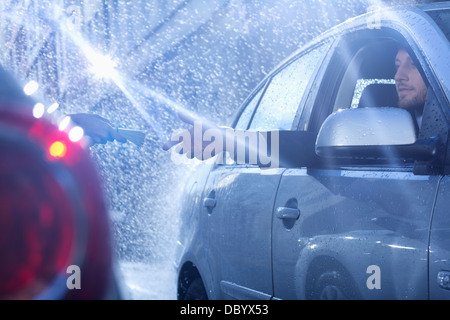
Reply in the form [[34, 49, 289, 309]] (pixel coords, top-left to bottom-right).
[[55, 12, 197, 136], [47, 102, 60, 114], [87, 50, 118, 80], [49, 141, 67, 158], [32, 103, 45, 118], [59, 116, 71, 131], [68, 126, 84, 142], [24, 80, 39, 95]]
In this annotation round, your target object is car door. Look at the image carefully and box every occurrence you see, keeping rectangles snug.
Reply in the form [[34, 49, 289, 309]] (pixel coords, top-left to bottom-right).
[[272, 28, 447, 300], [423, 4, 450, 301], [429, 177, 450, 299], [201, 42, 330, 299], [273, 168, 439, 300]]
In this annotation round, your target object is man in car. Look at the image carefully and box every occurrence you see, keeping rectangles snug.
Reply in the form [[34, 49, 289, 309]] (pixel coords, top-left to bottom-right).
[[394, 46, 428, 128], [162, 45, 430, 163]]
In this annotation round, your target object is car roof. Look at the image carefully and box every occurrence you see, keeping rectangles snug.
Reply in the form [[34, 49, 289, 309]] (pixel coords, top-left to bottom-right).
[[233, 2, 450, 127], [251, 2, 448, 84], [417, 1, 450, 11]]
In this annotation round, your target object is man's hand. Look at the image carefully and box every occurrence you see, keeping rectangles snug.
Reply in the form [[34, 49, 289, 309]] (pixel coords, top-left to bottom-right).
[[69, 113, 127, 145], [162, 111, 280, 168]]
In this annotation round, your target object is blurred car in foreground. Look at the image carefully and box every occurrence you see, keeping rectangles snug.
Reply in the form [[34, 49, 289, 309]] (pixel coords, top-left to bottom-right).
[[0, 66, 122, 299], [175, 2, 450, 300]]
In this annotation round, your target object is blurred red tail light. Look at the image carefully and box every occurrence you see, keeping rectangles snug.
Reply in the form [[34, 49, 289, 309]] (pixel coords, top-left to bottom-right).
[[0, 106, 120, 300]]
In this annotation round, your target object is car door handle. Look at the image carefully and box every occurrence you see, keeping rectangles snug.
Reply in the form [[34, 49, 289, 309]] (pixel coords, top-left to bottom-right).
[[203, 197, 216, 209], [276, 207, 300, 220]]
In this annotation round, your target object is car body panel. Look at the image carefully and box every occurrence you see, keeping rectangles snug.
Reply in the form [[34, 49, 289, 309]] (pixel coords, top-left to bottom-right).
[[174, 159, 217, 298], [429, 176, 450, 300], [201, 165, 285, 299], [273, 168, 439, 299]]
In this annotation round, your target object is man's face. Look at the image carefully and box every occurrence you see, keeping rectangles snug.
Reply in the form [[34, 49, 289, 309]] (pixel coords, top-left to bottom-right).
[[394, 48, 428, 112]]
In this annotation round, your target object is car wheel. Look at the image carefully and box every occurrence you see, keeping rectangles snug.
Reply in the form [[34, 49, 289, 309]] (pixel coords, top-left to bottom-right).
[[311, 270, 356, 300], [183, 277, 208, 300]]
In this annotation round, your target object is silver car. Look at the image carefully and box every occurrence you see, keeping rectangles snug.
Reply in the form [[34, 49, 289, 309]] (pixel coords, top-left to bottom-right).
[[175, 2, 450, 300]]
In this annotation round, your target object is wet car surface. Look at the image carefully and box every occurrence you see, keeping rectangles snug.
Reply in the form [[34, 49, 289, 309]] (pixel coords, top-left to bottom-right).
[[175, 2, 450, 300]]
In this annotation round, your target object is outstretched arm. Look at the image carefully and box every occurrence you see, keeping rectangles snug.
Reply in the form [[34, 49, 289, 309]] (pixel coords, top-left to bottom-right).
[[162, 111, 279, 167], [162, 112, 319, 169]]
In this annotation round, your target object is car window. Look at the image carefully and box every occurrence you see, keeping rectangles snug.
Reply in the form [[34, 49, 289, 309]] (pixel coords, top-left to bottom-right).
[[249, 44, 329, 131], [234, 84, 264, 130], [310, 35, 401, 133], [312, 30, 448, 169], [350, 78, 396, 109]]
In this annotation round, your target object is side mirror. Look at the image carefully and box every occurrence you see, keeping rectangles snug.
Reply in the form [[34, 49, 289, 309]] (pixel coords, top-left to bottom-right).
[[316, 107, 437, 161]]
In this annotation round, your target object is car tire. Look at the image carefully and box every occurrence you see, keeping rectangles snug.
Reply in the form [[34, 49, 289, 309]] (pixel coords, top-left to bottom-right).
[[310, 270, 357, 300], [183, 277, 208, 300]]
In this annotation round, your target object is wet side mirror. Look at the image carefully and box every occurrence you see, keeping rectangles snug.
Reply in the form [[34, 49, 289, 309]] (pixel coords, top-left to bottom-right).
[[315, 107, 437, 161]]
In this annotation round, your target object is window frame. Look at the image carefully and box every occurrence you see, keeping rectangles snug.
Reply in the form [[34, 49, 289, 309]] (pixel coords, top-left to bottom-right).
[[232, 80, 267, 130], [246, 42, 330, 131]]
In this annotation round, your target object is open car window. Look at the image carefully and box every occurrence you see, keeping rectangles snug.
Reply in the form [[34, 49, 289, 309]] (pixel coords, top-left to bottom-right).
[[332, 38, 399, 113]]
